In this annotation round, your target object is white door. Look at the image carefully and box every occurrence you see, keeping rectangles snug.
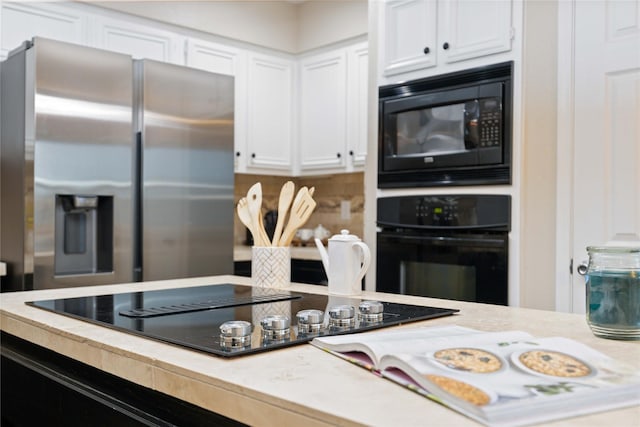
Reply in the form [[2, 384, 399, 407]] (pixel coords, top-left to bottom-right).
[[569, 0, 640, 313]]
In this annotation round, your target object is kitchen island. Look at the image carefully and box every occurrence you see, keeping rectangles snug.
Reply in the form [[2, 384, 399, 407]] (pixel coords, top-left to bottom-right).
[[1, 276, 639, 426]]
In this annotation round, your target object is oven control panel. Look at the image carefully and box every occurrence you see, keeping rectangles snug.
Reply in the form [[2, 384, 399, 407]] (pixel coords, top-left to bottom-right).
[[416, 200, 460, 226], [377, 194, 511, 230]]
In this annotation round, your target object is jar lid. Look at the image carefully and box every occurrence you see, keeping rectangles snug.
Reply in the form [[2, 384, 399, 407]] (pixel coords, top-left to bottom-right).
[[590, 234, 640, 251]]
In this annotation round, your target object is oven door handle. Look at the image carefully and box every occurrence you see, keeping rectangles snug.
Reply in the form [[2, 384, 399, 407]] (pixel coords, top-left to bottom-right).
[[378, 234, 507, 248]]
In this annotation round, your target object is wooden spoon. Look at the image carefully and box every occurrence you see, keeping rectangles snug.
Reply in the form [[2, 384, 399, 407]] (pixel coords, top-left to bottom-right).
[[271, 181, 295, 246]]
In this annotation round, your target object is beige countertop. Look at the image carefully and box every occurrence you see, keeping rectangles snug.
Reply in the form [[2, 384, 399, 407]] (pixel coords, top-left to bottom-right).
[[234, 245, 322, 261], [1, 276, 639, 427]]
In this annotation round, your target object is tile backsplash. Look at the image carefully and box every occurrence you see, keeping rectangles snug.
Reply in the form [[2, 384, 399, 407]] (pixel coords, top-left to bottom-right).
[[234, 173, 364, 245]]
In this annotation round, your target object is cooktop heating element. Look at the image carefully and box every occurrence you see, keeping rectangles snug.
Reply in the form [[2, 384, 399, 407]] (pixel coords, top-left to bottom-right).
[[27, 284, 458, 357]]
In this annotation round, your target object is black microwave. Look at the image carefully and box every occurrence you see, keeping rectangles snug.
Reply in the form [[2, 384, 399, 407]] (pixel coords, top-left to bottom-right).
[[378, 62, 513, 188]]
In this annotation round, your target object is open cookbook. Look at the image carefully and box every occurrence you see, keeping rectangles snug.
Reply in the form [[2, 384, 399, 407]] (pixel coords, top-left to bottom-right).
[[310, 325, 640, 427]]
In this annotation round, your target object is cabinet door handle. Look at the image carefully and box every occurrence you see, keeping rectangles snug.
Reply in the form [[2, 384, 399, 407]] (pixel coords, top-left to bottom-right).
[[337, 153, 342, 158], [251, 153, 256, 158], [443, 42, 450, 50], [236, 151, 241, 157], [423, 46, 430, 54], [349, 150, 354, 156]]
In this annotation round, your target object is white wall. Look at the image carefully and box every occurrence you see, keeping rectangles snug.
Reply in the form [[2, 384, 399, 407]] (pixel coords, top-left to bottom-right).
[[90, 0, 367, 53], [297, 0, 367, 52]]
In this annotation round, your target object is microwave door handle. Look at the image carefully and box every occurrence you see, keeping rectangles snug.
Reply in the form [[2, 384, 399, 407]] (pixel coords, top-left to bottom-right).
[[464, 100, 480, 149]]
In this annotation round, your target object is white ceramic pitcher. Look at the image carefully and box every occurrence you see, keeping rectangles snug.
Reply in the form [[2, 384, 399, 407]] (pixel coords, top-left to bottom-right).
[[315, 229, 371, 295]]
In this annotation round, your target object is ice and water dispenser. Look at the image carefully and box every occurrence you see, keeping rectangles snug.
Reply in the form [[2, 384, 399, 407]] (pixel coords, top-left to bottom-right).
[[54, 195, 114, 276]]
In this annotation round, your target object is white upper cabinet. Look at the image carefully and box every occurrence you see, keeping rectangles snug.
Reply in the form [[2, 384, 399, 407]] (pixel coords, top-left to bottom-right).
[[298, 41, 368, 174], [379, 0, 514, 84], [1, 1, 367, 176], [380, 0, 437, 78], [245, 53, 294, 173], [90, 15, 184, 64], [186, 39, 248, 172], [438, 0, 513, 64], [346, 42, 369, 169], [299, 49, 348, 171], [1, 2, 87, 59]]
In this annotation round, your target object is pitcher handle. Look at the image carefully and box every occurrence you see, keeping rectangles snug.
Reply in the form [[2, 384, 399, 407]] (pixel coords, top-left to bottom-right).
[[352, 242, 371, 285]]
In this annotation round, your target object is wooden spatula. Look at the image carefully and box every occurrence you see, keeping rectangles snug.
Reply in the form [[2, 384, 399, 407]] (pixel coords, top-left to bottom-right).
[[271, 181, 295, 246], [246, 182, 270, 246]]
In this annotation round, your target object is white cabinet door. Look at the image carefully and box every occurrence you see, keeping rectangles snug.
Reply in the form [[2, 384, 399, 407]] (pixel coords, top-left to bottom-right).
[[91, 16, 183, 63], [438, 0, 513, 64], [299, 49, 348, 171], [347, 42, 369, 169], [245, 53, 293, 172], [186, 38, 248, 172], [378, 0, 514, 83], [380, 0, 437, 78], [1, 2, 87, 59]]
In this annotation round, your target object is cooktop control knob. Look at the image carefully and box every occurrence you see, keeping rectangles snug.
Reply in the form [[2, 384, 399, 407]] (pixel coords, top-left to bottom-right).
[[260, 314, 291, 340], [296, 309, 324, 334], [358, 300, 384, 323], [328, 305, 356, 328], [219, 320, 252, 349]]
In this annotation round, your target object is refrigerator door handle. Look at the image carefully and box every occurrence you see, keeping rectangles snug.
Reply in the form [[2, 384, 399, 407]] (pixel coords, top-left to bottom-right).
[[133, 131, 143, 282]]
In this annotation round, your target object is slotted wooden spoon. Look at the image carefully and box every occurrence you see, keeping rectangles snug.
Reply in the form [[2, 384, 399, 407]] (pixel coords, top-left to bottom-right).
[[279, 187, 317, 246]]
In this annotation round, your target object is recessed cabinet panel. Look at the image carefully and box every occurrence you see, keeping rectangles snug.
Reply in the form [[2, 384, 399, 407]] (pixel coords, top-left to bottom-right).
[[246, 54, 293, 170], [299, 50, 347, 170], [1, 3, 86, 59], [93, 16, 182, 63], [381, 0, 437, 77], [347, 43, 369, 168], [186, 39, 248, 173], [186, 39, 244, 76], [439, 0, 513, 64]]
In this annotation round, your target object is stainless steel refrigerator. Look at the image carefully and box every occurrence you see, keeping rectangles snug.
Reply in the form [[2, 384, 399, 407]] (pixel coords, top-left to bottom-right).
[[0, 37, 235, 291]]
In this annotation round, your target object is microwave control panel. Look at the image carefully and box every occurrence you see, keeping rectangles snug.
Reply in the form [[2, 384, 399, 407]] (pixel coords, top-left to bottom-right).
[[478, 98, 501, 148]]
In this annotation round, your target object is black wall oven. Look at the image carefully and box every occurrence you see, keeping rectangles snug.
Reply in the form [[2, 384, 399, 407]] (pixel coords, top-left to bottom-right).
[[378, 62, 513, 188], [376, 195, 510, 305]]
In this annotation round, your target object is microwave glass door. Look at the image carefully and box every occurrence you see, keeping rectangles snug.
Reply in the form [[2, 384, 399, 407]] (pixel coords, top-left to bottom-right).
[[395, 103, 467, 156]]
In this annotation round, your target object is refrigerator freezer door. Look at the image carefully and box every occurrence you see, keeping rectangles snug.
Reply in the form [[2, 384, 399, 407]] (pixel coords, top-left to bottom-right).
[[138, 60, 234, 280], [33, 38, 134, 289], [1, 37, 134, 290]]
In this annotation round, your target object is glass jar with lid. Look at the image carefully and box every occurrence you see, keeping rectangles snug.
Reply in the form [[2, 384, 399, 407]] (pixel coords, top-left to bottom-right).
[[580, 246, 640, 340]]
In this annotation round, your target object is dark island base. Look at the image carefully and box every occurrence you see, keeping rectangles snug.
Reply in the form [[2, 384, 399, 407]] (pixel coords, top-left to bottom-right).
[[0, 332, 246, 427]]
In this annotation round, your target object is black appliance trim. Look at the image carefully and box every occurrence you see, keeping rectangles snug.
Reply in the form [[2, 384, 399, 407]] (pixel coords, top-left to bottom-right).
[[379, 61, 513, 99], [120, 292, 299, 318], [378, 61, 513, 188]]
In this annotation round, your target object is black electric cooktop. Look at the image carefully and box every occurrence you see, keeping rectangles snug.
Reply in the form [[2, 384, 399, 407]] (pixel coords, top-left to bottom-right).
[[27, 284, 459, 358]]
